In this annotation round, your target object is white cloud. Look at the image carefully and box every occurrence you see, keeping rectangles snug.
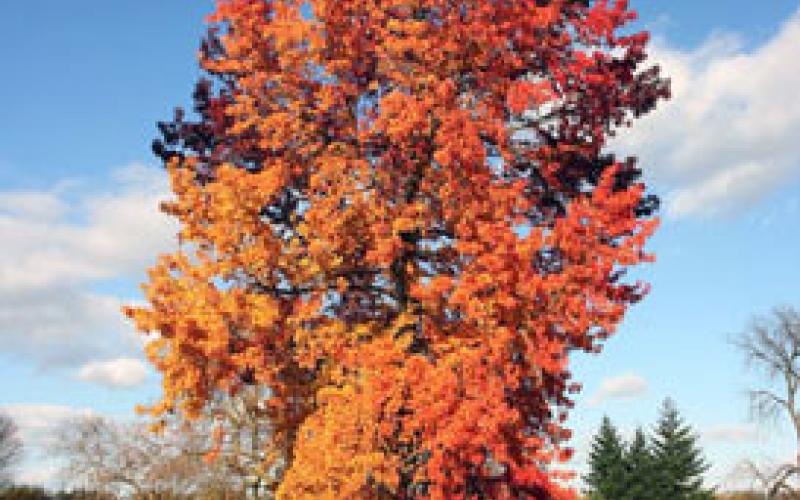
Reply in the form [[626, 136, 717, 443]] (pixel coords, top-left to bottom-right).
[[614, 9, 800, 217], [702, 423, 760, 443], [0, 164, 174, 293], [589, 373, 648, 406], [76, 358, 149, 389], [0, 290, 142, 366], [0, 192, 66, 221], [668, 162, 783, 218], [0, 164, 176, 367]]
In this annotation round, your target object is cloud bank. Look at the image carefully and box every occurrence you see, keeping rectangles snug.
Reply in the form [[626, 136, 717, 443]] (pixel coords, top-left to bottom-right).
[[614, 9, 800, 217], [0, 164, 176, 367]]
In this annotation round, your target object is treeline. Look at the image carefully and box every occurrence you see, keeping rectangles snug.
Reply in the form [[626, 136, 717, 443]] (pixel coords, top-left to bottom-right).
[[0, 486, 241, 499], [0, 398, 794, 498], [0, 487, 108, 500], [0, 390, 276, 498]]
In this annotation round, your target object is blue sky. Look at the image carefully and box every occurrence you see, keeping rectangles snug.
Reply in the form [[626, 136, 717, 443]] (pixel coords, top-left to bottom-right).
[[1, 0, 799, 490]]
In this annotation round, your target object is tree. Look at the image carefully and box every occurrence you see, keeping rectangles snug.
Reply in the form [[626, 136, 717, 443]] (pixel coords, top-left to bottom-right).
[[49, 416, 242, 498], [125, 0, 669, 497], [0, 487, 116, 500], [737, 460, 799, 500], [733, 306, 800, 498], [0, 486, 51, 500], [651, 399, 712, 500], [0, 412, 22, 487], [583, 416, 627, 500], [623, 427, 653, 500], [201, 385, 280, 495]]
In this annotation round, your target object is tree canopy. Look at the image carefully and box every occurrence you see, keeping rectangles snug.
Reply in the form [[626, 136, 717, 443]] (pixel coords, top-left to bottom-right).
[[125, 0, 669, 497]]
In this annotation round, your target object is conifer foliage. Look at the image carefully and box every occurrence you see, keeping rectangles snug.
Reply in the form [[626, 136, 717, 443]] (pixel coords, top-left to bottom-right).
[[584, 400, 712, 500], [584, 416, 627, 500], [623, 427, 653, 500], [651, 399, 713, 500], [126, 0, 669, 497]]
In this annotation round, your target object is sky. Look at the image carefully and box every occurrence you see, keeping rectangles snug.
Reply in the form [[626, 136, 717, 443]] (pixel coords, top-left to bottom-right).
[[1, 0, 799, 492]]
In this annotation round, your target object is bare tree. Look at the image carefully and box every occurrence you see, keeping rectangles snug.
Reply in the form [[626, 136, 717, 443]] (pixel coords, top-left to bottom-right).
[[49, 415, 242, 498], [204, 385, 281, 497], [0, 411, 23, 486], [733, 460, 799, 499], [734, 305, 800, 498]]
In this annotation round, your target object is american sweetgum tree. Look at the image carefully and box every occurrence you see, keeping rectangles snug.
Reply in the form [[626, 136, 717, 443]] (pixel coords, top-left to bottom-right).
[[125, 0, 669, 498]]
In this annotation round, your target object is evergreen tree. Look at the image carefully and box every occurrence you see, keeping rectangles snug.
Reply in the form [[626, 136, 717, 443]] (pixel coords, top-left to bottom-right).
[[623, 426, 654, 500], [585, 416, 628, 500], [651, 398, 713, 500]]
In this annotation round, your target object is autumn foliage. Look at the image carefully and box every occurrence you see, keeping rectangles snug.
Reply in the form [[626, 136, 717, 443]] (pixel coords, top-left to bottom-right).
[[125, 0, 669, 497]]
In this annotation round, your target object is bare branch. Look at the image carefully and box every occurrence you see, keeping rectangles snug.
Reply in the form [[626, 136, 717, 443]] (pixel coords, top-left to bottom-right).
[[48, 415, 246, 497], [748, 389, 791, 422], [733, 307, 800, 431], [735, 307, 800, 381], [735, 459, 800, 499]]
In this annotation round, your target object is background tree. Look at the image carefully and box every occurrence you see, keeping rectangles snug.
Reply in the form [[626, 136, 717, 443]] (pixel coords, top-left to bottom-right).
[[49, 415, 242, 498], [126, 0, 669, 497], [623, 427, 653, 500], [737, 460, 799, 500], [584, 416, 627, 500], [651, 398, 713, 500], [0, 412, 22, 487], [0, 486, 131, 500], [202, 385, 279, 496], [733, 305, 800, 498], [0, 486, 51, 500]]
